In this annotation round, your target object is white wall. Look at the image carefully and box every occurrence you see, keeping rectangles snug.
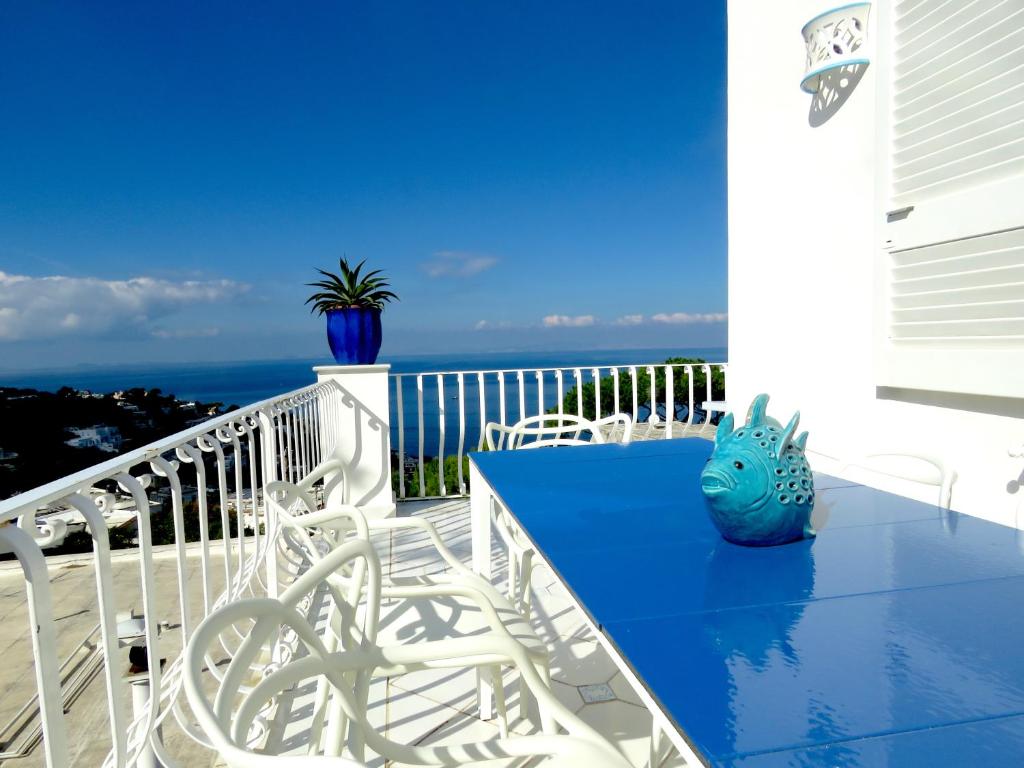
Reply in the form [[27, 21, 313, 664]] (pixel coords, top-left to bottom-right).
[[727, 0, 1024, 524]]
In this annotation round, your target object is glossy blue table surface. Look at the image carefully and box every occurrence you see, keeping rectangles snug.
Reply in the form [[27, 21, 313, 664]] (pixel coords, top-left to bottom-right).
[[470, 439, 1024, 767]]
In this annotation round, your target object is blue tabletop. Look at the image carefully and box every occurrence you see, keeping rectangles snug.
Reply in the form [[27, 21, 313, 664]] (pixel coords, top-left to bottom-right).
[[470, 439, 1024, 767]]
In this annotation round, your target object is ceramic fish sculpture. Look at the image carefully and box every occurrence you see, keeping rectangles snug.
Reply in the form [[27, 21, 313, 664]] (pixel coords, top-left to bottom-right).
[[700, 394, 816, 547]]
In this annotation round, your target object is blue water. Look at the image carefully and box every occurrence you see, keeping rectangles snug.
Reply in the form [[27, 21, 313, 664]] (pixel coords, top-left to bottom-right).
[[0, 347, 727, 460]]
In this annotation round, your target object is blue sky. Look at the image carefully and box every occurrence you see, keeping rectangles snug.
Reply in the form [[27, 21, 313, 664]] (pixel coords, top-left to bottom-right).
[[0, 1, 727, 370]]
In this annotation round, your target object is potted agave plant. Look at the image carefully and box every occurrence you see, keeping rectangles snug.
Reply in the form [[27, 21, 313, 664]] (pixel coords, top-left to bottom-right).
[[305, 257, 398, 365]]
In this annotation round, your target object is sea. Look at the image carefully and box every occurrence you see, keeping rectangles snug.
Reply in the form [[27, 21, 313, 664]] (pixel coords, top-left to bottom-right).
[[0, 347, 727, 459]]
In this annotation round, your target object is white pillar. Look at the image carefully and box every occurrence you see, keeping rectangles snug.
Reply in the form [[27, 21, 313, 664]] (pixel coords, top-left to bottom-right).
[[313, 364, 395, 514]]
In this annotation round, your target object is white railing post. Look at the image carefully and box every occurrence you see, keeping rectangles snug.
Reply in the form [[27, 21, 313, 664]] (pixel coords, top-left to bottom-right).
[[456, 373, 467, 494], [665, 366, 675, 439], [395, 375, 406, 499], [0, 526, 70, 768], [477, 372, 487, 451], [437, 374, 447, 497]]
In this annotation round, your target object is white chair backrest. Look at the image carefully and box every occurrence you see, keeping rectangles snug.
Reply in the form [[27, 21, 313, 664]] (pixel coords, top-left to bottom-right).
[[841, 452, 957, 510], [486, 413, 617, 451], [184, 538, 382, 765], [185, 540, 633, 767]]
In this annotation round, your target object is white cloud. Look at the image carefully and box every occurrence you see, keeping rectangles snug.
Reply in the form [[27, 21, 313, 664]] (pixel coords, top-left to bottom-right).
[[615, 314, 645, 326], [651, 312, 728, 325], [150, 327, 221, 339], [0, 272, 246, 341], [422, 251, 499, 278], [542, 314, 596, 328], [474, 320, 490, 330]]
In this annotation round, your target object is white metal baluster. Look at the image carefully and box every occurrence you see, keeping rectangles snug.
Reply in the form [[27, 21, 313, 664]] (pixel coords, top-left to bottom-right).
[[648, 366, 657, 427], [395, 375, 406, 499], [665, 365, 675, 440], [536, 370, 545, 416], [308, 396, 317, 468], [312, 396, 322, 465], [593, 368, 601, 420], [701, 364, 713, 434], [115, 473, 162, 763], [177, 444, 212, 613], [477, 372, 487, 451], [574, 368, 583, 419], [556, 369, 564, 415], [0, 526, 69, 768], [299, 398, 310, 474], [66, 493, 127, 767], [630, 366, 639, 422], [457, 373, 466, 494], [219, 425, 246, 586], [255, 409, 280, 600], [284, 409, 295, 483], [612, 368, 620, 414], [498, 371, 507, 426], [199, 434, 234, 595], [301, 399, 309, 479], [437, 374, 447, 497], [517, 370, 526, 422], [686, 365, 695, 431], [417, 374, 425, 498], [149, 457, 192, 641], [275, 409, 288, 483], [243, 419, 260, 563], [299, 400, 310, 478]]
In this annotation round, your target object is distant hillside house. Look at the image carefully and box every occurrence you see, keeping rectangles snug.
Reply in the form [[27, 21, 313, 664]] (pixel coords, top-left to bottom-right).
[[65, 425, 123, 453]]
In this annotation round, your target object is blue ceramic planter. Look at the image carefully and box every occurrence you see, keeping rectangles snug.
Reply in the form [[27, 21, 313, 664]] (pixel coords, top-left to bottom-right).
[[325, 308, 383, 365]]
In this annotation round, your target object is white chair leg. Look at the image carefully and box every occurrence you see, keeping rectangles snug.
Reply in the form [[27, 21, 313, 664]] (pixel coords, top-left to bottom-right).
[[491, 665, 509, 738]]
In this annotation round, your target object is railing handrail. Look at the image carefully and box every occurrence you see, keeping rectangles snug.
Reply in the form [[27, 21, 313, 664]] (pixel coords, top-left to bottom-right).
[[0, 380, 331, 519], [388, 359, 728, 378]]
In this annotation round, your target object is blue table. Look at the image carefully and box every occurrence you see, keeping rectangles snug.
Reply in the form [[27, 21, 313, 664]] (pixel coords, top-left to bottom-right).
[[468, 439, 1024, 767]]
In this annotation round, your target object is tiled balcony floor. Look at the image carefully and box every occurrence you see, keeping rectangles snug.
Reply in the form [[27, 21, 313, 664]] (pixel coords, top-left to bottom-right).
[[0, 499, 687, 767]]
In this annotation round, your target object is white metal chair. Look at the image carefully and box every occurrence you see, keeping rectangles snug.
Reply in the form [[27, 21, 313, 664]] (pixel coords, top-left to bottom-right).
[[184, 538, 631, 767], [841, 452, 957, 510], [485, 414, 610, 451], [483, 414, 626, 639], [266, 479, 554, 732]]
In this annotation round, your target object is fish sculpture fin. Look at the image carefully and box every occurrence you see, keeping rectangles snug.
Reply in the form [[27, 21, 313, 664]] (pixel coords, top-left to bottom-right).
[[778, 410, 801, 454], [716, 412, 735, 444], [747, 393, 771, 428], [796, 431, 809, 451], [803, 521, 817, 539]]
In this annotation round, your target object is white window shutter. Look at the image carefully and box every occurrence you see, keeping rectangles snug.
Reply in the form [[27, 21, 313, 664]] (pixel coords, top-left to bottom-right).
[[878, 0, 1024, 398]]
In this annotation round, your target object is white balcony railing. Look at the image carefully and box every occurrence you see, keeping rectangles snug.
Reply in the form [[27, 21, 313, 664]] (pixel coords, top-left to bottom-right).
[[390, 361, 727, 498], [0, 380, 343, 768]]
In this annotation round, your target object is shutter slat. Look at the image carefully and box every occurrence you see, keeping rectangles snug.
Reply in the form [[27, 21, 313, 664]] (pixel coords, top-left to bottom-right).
[[891, 316, 1024, 339], [894, 29, 1024, 109], [892, 241, 1024, 276], [888, 228, 1024, 341], [895, 0, 961, 37], [893, 131, 1024, 192], [892, 281, 1024, 308], [893, 298, 1024, 322], [896, 0, 1010, 68], [894, 90, 1024, 160]]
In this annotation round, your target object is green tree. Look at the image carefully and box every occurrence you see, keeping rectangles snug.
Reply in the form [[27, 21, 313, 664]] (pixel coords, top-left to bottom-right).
[[555, 357, 725, 421]]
